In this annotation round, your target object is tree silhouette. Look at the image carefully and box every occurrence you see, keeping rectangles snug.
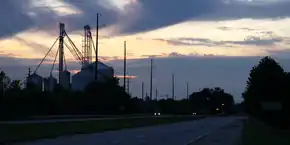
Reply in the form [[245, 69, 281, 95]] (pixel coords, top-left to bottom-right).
[[242, 56, 289, 128], [189, 87, 234, 114], [0, 67, 239, 120], [8, 80, 21, 90], [243, 57, 286, 114], [0, 71, 11, 91], [84, 78, 131, 114]]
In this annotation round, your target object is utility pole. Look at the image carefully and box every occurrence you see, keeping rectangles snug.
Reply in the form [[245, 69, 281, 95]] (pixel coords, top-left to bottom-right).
[[95, 13, 100, 81], [155, 88, 158, 100], [26, 68, 31, 88], [172, 74, 175, 100], [0, 69, 4, 98], [149, 58, 153, 100], [127, 77, 130, 94], [28, 68, 31, 76], [186, 82, 189, 100], [124, 41, 127, 92], [58, 23, 65, 85], [141, 81, 144, 100]]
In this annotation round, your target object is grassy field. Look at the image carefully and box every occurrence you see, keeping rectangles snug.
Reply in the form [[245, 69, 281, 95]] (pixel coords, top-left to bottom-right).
[[242, 118, 290, 145], [0, 116, 202, 143], [2, 114, 154, 121]]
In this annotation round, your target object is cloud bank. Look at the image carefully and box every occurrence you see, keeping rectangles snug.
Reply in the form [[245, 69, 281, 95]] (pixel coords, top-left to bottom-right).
[[2, 0, 290, 38]]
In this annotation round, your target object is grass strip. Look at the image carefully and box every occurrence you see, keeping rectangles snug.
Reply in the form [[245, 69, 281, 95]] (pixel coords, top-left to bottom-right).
[[0, 116, 202, 143], [242, 118, 290, 145]]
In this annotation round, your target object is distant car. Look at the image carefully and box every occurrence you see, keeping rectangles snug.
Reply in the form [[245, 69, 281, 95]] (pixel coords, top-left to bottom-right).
[[154, 112, 161, 116], [192, 112, 197, 115]]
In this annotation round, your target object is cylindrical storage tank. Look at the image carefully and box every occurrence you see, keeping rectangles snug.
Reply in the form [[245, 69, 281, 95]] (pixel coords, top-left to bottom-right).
[[60, 70, 71, 89], [72, 69, 92, 91], [26, 73, 43, 90], [98, 67, 114, 82], [44, 75, 57, 92]]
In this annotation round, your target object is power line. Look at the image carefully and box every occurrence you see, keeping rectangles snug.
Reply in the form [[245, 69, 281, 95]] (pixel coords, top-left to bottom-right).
[[50, 47, 59, 75], [34, 37, 60, 74]]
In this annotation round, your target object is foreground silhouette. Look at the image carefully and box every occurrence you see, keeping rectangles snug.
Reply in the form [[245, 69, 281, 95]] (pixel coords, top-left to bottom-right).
[[0, 71, 237, 120], [243, 56, 290, 129]]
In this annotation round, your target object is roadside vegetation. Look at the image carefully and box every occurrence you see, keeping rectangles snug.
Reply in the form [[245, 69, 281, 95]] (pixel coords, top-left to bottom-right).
[[0, 71, 237, 121], [242, 56, 290, 145], [0, 116, 203, 143], [0, 68, 240, 143], [242, 118, 290, 145]]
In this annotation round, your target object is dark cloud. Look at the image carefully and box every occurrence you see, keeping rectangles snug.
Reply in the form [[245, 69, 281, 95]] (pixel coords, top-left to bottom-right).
[[120, 0, 220, 34], [0, 0, 121, 38], [0, 0, 35, 38], [120, 0, 290, 34], [165, 52, 223, 57], [3, 0, 290, 38], [54, 0, 121, 32], [216, 26, 234, 31], [216, 26, 261, 32], [228, 36, 283, 46], [267, 49, 290, 59], [152, 35, 284, 47], [216, 27, 277, 38]]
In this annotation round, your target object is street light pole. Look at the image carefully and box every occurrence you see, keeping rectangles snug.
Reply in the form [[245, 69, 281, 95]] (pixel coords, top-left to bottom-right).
[[186, 82, 189, 100], [124, 41, 127, 92], [95, 13, 100, 81], [150, 58, 153, 100], [172, 74, 175, 100], [0, 70, 5, 98], [141, 81, 144, 100]]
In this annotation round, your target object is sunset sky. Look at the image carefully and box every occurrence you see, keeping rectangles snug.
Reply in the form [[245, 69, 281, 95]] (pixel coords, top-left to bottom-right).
[[2, 0, 290, 102]]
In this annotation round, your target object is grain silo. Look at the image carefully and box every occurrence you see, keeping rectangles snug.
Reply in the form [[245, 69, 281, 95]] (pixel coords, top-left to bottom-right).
[[60, 70, 71, 89], [44, 75, 57, 92], [26, 73, 43, 90], [71, 61, 114, 91]]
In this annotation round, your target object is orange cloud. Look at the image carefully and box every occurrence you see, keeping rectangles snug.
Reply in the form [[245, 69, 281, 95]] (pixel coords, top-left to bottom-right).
[[115, 75, 137, 79]]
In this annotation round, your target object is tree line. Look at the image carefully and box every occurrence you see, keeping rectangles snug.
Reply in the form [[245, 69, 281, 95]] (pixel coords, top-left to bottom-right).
[[243, 56, 290, 129], [0, 70, 237, 120]]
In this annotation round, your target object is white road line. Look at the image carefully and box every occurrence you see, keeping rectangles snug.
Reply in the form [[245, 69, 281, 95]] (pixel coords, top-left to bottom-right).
[[186, 133, 209, 145], [136, 135, 145, 139], [185, 118, 242, 145], [111, 140, 120, 144]]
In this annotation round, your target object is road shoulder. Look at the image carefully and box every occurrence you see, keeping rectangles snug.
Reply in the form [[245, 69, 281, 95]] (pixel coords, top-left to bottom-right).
[[242, 118, 290, 145], [187, 118, 244, 145]]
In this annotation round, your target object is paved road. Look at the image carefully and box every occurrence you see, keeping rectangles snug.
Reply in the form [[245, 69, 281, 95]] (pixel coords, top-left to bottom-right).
[[0, 115, 201, 125], [13, 117, 243, 145]]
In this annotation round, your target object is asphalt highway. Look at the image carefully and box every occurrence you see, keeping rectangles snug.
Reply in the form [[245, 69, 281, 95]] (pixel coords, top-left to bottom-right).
[[0, 115, 201, 124], [13, 116, 243, 145]]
